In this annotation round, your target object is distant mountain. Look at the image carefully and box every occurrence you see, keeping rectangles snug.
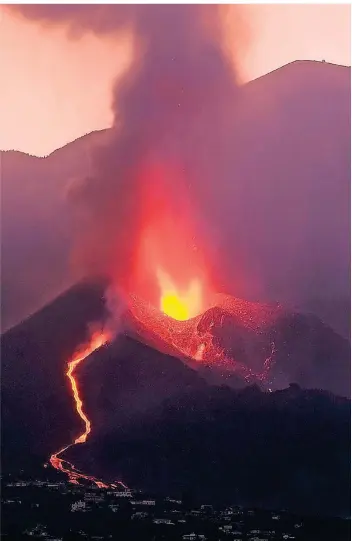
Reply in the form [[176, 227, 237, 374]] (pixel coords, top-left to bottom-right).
[[214, 61, 350, 319], [1, 130, 111, 332], [292, 297, 351, 340], [1, 61, 349, 335]]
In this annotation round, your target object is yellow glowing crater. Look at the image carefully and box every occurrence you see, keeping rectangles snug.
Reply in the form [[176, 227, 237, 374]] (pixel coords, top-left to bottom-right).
[[156, 267, 203, 321]]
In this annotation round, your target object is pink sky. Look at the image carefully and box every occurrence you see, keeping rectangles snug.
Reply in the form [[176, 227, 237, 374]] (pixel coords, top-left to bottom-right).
[[0, 4, 350, 156]]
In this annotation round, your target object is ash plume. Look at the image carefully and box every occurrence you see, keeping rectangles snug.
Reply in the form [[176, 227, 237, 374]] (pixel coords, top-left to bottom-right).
[[11, 5, 245, 295]]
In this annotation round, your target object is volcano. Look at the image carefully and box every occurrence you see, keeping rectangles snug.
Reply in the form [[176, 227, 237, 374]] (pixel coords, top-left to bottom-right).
[[1, 280, 350, 515]]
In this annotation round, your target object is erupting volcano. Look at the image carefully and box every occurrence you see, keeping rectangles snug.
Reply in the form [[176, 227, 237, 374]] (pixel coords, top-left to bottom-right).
[[108, 164, 281, 385], [49, 162, 281, 487]]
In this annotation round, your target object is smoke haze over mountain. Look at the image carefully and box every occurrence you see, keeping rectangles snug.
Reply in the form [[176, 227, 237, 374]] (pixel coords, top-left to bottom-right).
[[2, 5, 350, 337], [10, 5, 245, 296]]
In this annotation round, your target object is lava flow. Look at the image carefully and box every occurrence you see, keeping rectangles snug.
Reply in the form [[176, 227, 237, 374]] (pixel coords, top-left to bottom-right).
[[49, 330, 124, 488]]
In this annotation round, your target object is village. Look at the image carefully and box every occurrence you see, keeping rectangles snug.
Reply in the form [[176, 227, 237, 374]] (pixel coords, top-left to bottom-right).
[[2, 473, 346, 541]]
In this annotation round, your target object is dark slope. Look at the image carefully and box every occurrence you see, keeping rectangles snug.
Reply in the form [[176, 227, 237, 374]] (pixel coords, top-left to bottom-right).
[[74, 334, 206, 441], [1, 281, 108, 466], [126, 294, 350, 398], [192, 302, 350, 397], [2, 61, 350, 336], [87, 384, 350, 517], [269, 312, 350, 396], [1, 281, 205, 469]]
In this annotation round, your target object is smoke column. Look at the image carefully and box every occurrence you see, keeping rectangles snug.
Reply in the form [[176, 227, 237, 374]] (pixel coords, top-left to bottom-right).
[[10, 5, 245, 297]]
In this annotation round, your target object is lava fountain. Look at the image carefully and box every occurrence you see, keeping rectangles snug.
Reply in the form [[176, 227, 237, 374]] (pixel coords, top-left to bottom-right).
[[123, 163, 279, 383], [127, 163, 216, 322], [121, 163, 236, 366], [157, 267, 203, 321]]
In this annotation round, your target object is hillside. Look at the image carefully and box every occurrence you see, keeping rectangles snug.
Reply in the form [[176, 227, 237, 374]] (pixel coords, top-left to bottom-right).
[[1, 281, 205, 467], [1, 61, 350, 335], [1, 281, 350, 516], [127, 294, 350, 397], [87, 384, 350, 517]]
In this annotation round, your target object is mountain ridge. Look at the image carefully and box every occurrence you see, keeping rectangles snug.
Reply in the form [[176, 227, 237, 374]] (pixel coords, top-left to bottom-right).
[[1, 59, 349, 157]]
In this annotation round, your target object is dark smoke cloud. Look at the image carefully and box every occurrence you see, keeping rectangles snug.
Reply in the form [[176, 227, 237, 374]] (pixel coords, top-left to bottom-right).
[[11, 4, 244, 295]]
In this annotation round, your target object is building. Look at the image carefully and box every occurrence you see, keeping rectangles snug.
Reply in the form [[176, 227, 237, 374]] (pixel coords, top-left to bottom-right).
[[8, 481, 28, 487], [84, 492, 105, 503], [132, 511, 148, 520], [71, 501, 86, 512], [166, 497, 182, 505], [117, 490, 132, 498], [25, 524, 47, 537], [130, 499, 156, 506], [33, 481, 45, 487]]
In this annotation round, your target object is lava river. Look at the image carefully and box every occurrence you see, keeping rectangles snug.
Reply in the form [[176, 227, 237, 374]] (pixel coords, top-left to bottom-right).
[[49, 330, 127, 490]]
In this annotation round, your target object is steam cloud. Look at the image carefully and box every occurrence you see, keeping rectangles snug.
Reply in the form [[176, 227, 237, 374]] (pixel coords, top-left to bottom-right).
[[11, 5, 243, 296]]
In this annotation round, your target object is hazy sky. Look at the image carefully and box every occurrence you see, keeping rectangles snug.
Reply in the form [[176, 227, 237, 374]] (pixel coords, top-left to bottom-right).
[[0, 4, 350, 156]]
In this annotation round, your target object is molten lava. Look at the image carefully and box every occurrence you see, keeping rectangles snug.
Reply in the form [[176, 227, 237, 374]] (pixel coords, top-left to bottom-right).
[[66, 332, 108, 445], [157, 267, 203, 321], [49, 330, 126, 489]]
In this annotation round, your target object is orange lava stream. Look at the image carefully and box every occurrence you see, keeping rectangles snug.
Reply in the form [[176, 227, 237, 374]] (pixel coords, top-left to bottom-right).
[[49, 330, 126, 489]]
